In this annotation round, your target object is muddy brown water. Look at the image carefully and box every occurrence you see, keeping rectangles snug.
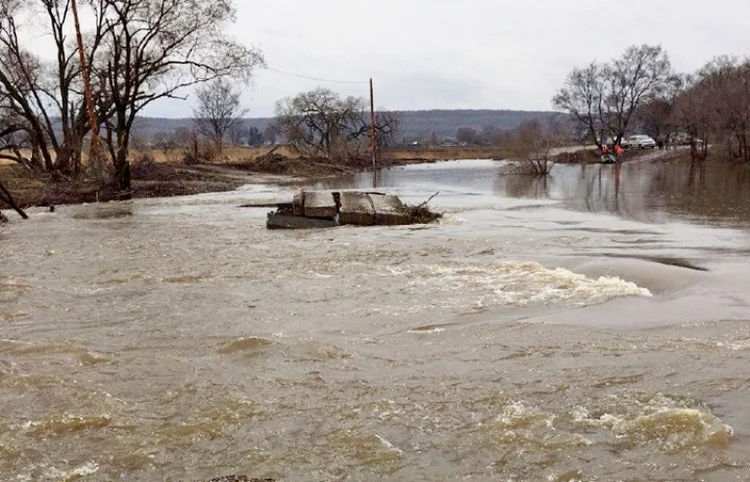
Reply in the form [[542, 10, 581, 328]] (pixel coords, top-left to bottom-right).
[[2, 160, 750, 481]]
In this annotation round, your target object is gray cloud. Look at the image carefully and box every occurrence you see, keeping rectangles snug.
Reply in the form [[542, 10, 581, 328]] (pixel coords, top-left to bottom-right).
[[130, 0, 750, 116]]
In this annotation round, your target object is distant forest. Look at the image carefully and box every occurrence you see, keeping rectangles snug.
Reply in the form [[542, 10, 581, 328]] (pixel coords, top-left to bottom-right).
[[136, 109, 558, 146]]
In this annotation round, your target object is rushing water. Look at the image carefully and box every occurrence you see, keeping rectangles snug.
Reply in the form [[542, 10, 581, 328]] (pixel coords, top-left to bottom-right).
[[1, 159, 750, 481]]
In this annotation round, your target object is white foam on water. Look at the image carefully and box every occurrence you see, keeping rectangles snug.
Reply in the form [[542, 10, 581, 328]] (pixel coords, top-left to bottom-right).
[[14, 461, 100, 481], [44, 461, 100, 479], [437, 213, 464, 225], [574, 393, 734, 452], [407, 327, 446, 334], [374, 434, 403, 455], [386, 261, 652, 308], [495, 401, 556, 430], [716, 339, 750, 351]]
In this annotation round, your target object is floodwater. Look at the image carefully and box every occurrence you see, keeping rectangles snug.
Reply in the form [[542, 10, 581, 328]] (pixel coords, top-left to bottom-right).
[[1, 159, 750, 481]]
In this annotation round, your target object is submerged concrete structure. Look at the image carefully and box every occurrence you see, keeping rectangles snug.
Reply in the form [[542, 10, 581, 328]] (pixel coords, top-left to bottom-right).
[[267, 190, 411, 229]]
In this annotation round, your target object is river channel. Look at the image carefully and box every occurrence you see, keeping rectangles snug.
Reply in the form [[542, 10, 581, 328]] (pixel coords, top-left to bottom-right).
[[1, 159, 750, 481]]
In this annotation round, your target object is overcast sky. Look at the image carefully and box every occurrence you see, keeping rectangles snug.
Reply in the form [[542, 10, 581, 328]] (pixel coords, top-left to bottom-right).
[[142, 0, 750, 118]]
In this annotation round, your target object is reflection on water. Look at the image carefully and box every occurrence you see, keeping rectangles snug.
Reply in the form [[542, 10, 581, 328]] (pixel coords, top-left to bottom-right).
[[313, 159, 750, 227]]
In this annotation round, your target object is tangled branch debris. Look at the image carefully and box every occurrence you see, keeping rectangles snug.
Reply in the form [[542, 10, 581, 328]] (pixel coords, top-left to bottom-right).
[[405, 191, 442, 224]]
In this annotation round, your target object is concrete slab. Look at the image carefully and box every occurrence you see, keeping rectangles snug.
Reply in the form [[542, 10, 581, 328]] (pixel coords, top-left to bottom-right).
[[339, 191, 375, 226], [292, 190, 304, 216], [370, 193, 408, 225], [267, 212, 338, 229], [302, 191, 337, 219]]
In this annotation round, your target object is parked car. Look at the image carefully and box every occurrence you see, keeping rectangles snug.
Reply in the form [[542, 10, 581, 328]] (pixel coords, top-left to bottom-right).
[[601, 137, 630, 149], [674, 133, 703, 147], [628, 135, 656, 149]]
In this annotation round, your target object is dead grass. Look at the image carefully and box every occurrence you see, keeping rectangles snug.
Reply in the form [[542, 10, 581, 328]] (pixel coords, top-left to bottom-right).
[[386, 146, 509, 161], [0, 144, 553, 211], [0, 159, 243, 209]]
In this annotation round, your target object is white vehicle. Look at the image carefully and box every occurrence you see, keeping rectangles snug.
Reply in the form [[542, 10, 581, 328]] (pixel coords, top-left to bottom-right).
[[628, 135, 656, 149]]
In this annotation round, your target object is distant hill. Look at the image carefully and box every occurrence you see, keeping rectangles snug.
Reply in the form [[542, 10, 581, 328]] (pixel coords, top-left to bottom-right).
[[392, 109, 559, 139], [135, 109, 558, 143]]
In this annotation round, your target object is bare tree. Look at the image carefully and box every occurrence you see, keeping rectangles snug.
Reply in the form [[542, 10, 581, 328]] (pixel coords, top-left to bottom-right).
[[456, 126, 479, 145], [671, 74, 712, 161], [506, 117, 572, 176], [0, 0, 109, 174], [635, 75, 684, 145], [349, 110, 400, 153], [93, 0, 264, 194], [0, 0, 263, 198], [480, 124, 504, 146], [193, 78, 248, 154], [262, 124, 278, 145], [274, 88, 362, 160], [228, 124, 246, 146], [273, 88, 399, 162], [669, 57, 750, 163], [699, 57, 750, 162], [553, 45, 674, 149]]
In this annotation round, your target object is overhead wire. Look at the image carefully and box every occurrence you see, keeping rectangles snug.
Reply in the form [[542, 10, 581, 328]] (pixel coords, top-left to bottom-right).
[[263, 67, 370, 84]]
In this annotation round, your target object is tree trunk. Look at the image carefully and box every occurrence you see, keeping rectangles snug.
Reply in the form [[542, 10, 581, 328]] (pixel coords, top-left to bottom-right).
[[0, 176, 28, 219], [114, 149, 132, 199]]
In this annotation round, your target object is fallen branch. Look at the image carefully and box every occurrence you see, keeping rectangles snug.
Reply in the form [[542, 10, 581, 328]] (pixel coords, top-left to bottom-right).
[[262, 145, 280, 158], [420, 191, 440, 206]]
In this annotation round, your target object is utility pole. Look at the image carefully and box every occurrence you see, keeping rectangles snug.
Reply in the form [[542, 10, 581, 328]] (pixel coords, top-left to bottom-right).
[[369, 78, 377, 170], [70, 0, 102, 175]]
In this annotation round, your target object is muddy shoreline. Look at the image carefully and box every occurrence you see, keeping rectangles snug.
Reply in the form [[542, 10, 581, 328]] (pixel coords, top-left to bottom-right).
[[0, 148, 689, 214], [0, 155, 439, 212]]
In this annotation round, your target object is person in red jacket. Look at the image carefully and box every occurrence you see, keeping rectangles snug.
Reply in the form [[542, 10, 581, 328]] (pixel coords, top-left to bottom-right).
[[614, 143, 625, 162]]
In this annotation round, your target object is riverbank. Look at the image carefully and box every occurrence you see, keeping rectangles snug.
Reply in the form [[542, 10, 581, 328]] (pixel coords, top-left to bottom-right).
[[0, 146, 485, 211], [0, 145, 691, 213]]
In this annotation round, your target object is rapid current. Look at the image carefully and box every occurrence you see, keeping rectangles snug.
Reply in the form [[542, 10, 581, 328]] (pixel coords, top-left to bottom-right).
[[1, 159, 749, 481]]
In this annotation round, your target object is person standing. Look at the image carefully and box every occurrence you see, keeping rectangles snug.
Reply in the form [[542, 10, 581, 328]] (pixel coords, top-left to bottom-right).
[[614, 143, 625, 162]]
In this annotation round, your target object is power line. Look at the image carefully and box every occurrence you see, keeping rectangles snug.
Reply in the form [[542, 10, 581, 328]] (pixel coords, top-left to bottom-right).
[[263, 67, 369, 84]]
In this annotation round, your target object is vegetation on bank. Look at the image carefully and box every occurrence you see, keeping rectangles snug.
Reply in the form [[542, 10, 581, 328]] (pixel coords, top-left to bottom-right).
[[554, 45, 750, 164]]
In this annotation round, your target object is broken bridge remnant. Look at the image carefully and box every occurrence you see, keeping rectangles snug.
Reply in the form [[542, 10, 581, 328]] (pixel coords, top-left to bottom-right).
[[266, 190, 440, 229], [339, 191, 375, 226], [302, 190, 338, 219]]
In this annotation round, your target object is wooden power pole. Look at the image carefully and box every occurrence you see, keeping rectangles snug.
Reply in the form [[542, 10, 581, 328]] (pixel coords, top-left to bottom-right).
[[70, 0, 103, 172], [369, 78, 377, 170]]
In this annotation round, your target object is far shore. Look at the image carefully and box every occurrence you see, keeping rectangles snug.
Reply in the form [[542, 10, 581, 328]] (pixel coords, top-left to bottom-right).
[[0, 144, 688, 212]]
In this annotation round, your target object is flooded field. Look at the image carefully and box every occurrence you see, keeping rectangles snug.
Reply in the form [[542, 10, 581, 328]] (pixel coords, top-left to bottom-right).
[[1, 159, 750, 481]]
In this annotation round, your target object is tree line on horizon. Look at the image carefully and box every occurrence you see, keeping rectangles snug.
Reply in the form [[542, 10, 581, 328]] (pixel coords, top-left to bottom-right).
[[138, 44, 750, 168]]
